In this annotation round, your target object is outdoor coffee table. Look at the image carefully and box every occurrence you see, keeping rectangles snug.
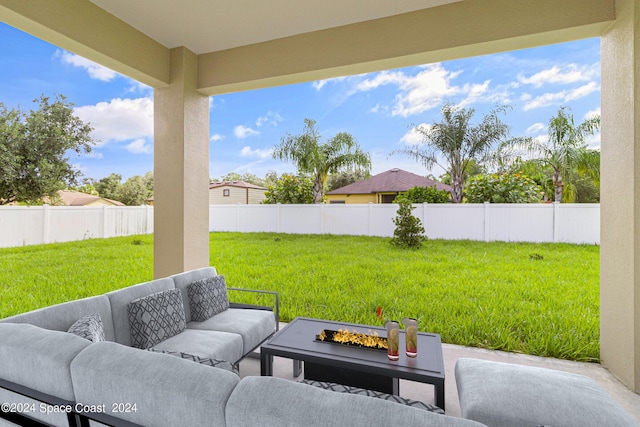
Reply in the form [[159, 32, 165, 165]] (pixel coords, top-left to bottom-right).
[[260, 317, 446, 410]]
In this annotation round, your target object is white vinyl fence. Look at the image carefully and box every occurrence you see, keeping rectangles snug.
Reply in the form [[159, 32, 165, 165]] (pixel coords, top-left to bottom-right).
[[0, 203, 599, 248], [209, 203, 600, 244], [0, 205, 153, 248]]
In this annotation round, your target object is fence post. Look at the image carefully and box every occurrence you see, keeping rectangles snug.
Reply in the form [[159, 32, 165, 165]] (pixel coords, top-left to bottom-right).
[[368, 203, 373, 236], [320, 204, 325, 234], [277, 203, 281, 233], [147, 205, 154, 234], [484, 202, 490, 242], [102, 205, 109, 238], [423, 203, 428, 237], [42, 204, 50, 244], [236, 203, 241, 232], [553, 202, 560, 243]]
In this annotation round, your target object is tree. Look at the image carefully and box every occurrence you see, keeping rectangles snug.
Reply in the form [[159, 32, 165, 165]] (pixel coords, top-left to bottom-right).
[[262, 174, 314, 204], [464, 173, 544, 203], [327, 169, 370, 191], [0, 95, 95, 205], [390, 199, 426, 249], [95, 173, 123, 201], [118, 175, 151, 206], [394, 104, 515, 203], [527, 107, 600, 203], [394, 186, 450, 204], [273, 118, 371, 203]]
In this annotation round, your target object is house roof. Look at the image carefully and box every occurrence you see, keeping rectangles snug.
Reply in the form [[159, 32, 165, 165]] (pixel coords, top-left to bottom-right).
[[54, 190, 125, 206], [209, 181, 267, 191], [326, 168, 451, 194]]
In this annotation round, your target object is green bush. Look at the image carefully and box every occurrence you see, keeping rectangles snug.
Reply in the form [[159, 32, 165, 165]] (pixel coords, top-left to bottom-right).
[[395, 185, 450, 204], [390, 199, 426, 249], [465, 173, 544, 203], [262, 174, 314, 204]]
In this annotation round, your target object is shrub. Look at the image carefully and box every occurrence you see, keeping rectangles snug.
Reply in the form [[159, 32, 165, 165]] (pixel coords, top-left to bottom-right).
[[394, 185, 450, 204], [390, 199, 426, 249], [464, 173, 544, 203], [262, 174, 315, 204]]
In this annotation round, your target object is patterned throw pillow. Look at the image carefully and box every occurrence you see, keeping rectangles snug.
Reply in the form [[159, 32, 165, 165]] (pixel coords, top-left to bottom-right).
[[147, 349, 239, 376], [127, 289, 186, 349], [299, 379, 445, 414], [187, 275, 229, 322], [67, 313, 106, 343]]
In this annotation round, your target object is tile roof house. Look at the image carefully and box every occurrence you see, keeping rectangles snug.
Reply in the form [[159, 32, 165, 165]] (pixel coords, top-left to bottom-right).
[[209, 181, 267, 204], [326, 168, 452, 204]]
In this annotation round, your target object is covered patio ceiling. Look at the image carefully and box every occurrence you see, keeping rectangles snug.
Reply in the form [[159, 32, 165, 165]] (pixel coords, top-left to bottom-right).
[[1, 0, 639, 396]]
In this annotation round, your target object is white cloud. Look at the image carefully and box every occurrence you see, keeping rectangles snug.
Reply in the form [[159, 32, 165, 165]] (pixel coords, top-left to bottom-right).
[[518, 64, 599, 88], [240, 146, 272, 159], [520, 93, 532, 101], [585, 107, 601, 119], [312, 76, 347, 91], [74, 97, 153, 146], [126, 138, 152, 154], [57, 50, 119, 82], [523, 82, 599, 111], [400, 124, 429, 146], [210, 134, 225, 142], [526, 123, 546, 134], [256, 111, 284, 127], [456, 80, 491, 108], [390, 65, 463, 117], [234, 125, 260, 139], [84, 151, 104, 159]]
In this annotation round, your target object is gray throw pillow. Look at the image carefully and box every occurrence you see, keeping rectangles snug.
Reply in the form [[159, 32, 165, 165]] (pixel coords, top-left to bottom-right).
[[127, 288, 186, 349], [67, 313, 106, 343], [147, 349, 239, 376], [187, 275, 229, 322]]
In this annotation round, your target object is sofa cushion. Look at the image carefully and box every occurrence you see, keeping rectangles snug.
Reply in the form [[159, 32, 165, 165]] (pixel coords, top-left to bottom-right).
[[127, 288, 187, 349], [169, 267, 217, 322], [455, 358, 640, 427], [71, 341, 239, 427], [187, 275, 229, 321], [149, 328, 244, 364], [147, 349, 239, 375], [226, 376, 486, 427], [188, 308, 275, 355], [300, 379, 444, 413], [0, 323, 91, 401], [0, 294, 116, 341], [106, 278, 175, 346], [67, 313, 105, 343]]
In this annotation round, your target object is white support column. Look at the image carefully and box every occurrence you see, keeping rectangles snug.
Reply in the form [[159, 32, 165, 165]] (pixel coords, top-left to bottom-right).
[[601, 0, 640, 392], [153, 47, 210, 278]]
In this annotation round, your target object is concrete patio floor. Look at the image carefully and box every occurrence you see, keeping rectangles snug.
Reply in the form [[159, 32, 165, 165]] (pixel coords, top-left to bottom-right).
[[239, 335, 640, 422]]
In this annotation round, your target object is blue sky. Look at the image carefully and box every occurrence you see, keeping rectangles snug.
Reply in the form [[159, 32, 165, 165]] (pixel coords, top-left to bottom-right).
[[0, 22, 601, 181]]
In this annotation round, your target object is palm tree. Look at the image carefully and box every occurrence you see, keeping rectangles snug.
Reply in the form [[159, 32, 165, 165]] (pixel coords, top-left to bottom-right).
[[273, 118, 371, 203], [528, 107, 600, 203], [394, 104, 513, 203]]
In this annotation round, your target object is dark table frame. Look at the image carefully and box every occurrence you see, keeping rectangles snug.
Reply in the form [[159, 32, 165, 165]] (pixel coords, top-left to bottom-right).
[[260, 317, 446, 410]]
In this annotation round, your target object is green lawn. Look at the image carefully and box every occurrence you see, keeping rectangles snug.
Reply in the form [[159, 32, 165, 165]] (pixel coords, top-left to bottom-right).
[[0, 232, 600, 362]]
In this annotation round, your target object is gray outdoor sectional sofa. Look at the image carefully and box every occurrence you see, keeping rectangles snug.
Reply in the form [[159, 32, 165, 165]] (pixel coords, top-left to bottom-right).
[[0, 266, 638, 427], [0, 266, 483, 427]]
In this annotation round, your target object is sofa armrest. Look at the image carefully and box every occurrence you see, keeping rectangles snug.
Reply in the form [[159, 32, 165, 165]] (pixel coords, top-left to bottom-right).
[[227, 288, 279, 331]]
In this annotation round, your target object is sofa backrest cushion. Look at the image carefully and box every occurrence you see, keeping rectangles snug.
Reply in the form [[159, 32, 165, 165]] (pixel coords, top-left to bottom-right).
[[127, 288, 186, 349], [187, 275, 229, 321], [0, 323, 91, 401], [169, 266, 217, 322], [225, 376, 488, 427], [71, 341, 239, 427], [106, 278, 175, 346], [0, 295, 116, 342]]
